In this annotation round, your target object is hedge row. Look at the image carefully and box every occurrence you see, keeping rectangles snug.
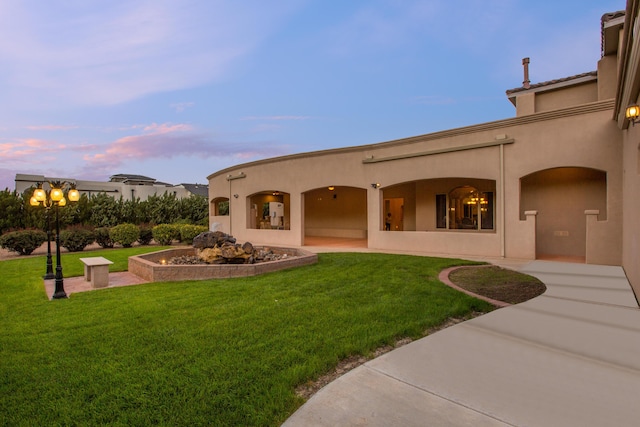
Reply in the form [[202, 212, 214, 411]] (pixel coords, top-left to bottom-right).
[[0, 224, 209, 255]]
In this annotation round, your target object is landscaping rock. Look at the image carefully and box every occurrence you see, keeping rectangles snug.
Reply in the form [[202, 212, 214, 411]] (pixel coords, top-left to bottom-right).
[[192, 231, 236, 249], [180, 231, 291, 265]]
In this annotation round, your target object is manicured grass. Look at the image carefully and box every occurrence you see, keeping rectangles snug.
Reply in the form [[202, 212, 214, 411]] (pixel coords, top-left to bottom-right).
[[0, 249, 493, 426]]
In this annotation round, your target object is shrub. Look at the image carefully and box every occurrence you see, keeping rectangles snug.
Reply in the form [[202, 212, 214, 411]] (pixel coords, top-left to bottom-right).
[[152, 224, 180, 246], [59, 228, 95, 252], [109, 223, 140, 248], [94, 227, 114, 248], [177, 224, 208, 244], [0, 229, 47, 255], [137, 224, 153, 245]]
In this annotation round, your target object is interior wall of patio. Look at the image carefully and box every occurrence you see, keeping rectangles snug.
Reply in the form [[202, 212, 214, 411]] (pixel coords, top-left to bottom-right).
[[303, 186, 367, 238], [520, 167, 607, 260]]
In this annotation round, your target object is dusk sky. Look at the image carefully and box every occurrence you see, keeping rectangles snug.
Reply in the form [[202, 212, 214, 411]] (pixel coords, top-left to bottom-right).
[[0, 0, 624, 191]]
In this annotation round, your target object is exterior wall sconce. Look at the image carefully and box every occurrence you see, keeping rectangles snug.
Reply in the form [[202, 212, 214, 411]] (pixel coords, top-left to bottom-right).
[[233, 194, 239, 198], [226, 172, 246, 181], [626, 104, 640, 126], [371, 183, 381, 189], [328, 186, 335, 191]]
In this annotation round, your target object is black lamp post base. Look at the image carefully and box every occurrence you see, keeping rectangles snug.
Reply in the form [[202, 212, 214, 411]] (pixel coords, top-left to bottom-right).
[[52, 291, 68, 299], [52, 276, 67, 299], [43, 273, 55, 280]]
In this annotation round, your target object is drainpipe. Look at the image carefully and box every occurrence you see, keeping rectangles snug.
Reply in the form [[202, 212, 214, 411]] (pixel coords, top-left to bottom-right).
[[225, 172, 246, 237], [500, 143, 506, 258], [227, 175, 232, 236]]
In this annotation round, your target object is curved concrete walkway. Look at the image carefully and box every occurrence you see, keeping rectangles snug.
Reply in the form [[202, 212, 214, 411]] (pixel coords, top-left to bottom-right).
[[282, 261, 640, 426]]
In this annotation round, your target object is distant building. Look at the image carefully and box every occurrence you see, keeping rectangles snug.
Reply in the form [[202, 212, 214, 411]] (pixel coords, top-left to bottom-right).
[[15, 173, 208, 201]]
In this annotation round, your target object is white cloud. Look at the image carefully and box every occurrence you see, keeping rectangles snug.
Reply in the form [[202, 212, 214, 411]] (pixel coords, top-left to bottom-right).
[[170, 102, 195, 113], [241, 115, 312, 121]]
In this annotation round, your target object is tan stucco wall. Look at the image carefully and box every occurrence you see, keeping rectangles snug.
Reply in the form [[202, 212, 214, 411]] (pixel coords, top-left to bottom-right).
[[622, 124, 640, 298], [208, 100, 622, 263], [516, 92, 535, 116], [535, 82, 598, 112], [598, 55, 619, 100]]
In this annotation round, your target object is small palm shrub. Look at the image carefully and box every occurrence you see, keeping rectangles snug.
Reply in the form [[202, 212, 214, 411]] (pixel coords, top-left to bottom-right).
[[137, 224, 153, 246], [59, 228, 95, 252], [0, 229, 47, 255], [94, 227, 114, 248], [177, 224, 208, 244], [152, 224, 180, 246], [109, 223, 140, 248]]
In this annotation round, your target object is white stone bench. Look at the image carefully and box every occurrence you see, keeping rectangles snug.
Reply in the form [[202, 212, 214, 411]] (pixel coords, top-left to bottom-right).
[[79, 257, 114, 289]]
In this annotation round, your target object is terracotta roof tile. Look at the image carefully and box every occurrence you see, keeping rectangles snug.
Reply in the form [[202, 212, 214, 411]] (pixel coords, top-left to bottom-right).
[[601, 10, 626, 23], [505, 71, 597, 96]]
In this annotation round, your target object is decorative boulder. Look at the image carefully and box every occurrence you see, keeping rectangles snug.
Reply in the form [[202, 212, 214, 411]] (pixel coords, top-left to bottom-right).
[[192, 231, 256, 264], [193, 231, 236, 250]]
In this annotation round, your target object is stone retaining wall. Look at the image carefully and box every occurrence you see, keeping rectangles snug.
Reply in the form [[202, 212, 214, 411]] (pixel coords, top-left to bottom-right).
[[128, 247, 318, 282]]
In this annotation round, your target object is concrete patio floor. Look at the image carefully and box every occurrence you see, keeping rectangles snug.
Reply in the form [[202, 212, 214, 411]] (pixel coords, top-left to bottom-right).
[[43, 271, 148, 299]]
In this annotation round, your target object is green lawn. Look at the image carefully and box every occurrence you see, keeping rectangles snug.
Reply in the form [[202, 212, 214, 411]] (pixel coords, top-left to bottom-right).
[[0, 248, 493, 426]]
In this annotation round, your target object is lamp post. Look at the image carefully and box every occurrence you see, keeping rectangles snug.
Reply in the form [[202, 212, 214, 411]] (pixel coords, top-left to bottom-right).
[[43, 196, 54, 279], [30, 181, 80, 299]]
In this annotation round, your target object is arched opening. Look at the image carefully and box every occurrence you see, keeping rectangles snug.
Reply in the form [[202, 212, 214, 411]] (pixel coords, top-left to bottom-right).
[[382, 178, 495, 232], [520, 167, 606, 262], [211, 197, 229, 216], [303, 186, 367, 247], [247, 191, 290, 230]]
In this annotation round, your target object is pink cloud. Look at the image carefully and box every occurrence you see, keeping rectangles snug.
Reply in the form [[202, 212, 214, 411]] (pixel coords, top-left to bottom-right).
[[142, 122, 193, 133], [78, 122, 289, 177], [25, 125, 79, 131], [0, 138, 67, 163]]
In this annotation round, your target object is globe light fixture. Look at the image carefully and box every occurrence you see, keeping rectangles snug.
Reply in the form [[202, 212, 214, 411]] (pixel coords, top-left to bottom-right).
[[34, 186, 46, 202], [50, 187, 64, 202], [626, 104, 640, 126], [68, 186, 80, 202]]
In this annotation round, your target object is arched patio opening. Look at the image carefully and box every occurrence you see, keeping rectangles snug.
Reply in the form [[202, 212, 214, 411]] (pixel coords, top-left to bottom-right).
[[520, 167, 607, 262], [211, 197, 229, 216], [381, 178, 496, 232], [303, 186, 367, 246]]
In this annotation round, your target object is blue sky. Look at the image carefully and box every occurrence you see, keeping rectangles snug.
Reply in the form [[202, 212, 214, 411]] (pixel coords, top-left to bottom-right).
[[0, 0, 624, 191]]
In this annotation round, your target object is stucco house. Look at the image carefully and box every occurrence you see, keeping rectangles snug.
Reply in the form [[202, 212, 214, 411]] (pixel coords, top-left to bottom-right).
[[208, 1, 640, 298]]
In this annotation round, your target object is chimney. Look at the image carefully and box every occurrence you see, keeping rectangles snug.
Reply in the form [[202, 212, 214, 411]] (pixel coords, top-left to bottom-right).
[[522, 57, 530, 89]]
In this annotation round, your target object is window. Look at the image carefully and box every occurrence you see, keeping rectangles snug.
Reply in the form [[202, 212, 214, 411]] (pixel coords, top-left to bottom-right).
[[437, 186, 494, 231], [436, 194, 447, 228]]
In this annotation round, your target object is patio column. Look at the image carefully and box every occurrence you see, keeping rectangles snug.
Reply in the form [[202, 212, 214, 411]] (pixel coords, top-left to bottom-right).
[[585, 209, 600, 265], [523, 210, 538, 259]]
